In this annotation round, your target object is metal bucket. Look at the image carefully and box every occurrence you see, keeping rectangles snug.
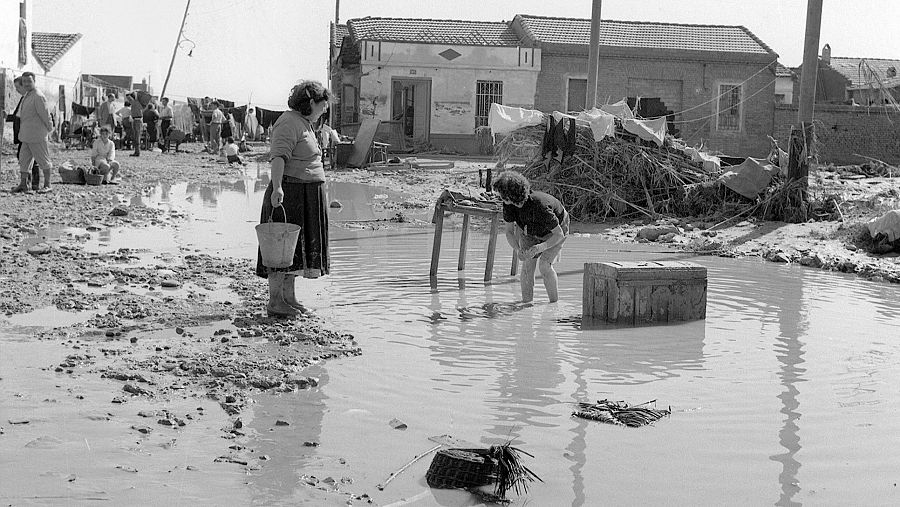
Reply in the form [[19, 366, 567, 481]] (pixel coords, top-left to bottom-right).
[[255, 206, 301, 268]]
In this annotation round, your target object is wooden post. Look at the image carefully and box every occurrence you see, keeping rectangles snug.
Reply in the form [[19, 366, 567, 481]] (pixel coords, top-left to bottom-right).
[[458, 213, 469, 271], [429, 205, 444, 278], [485, 213, 499, 282], [160, 0, 191, 100], [586, 0, 602, 109], [510, 252, 518, 276], [789, 0, 823, 187]]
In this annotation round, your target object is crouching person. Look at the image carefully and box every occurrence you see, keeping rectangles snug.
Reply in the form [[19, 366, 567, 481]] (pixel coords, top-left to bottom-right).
[[91, 127, 121, 184], [495, 170, 570, 303]]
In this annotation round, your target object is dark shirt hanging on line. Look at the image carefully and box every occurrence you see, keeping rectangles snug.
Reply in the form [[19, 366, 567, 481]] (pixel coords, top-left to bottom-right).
[[255, 107, 286, 129], [72, 103, 96, 116]]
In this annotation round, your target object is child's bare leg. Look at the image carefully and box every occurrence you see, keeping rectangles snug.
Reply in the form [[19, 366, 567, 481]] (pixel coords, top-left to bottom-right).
[[520, 257, 538, 303]]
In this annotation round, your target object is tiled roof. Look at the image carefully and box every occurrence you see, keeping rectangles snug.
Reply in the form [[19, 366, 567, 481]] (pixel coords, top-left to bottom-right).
[[31, 32, 82, 70], [515, 15, 776, 56], [828, 56, 900, 88], [331, 23, 350, 48], [775, 62, 795, 77], [347, 17, 522, 46]]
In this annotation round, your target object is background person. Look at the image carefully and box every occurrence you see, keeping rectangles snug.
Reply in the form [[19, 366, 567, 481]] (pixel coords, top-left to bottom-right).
[[126, 92, 143, 156], [15, 72, 54, 193], [90, 126, 120, 184], [495, 170, 570, 303], [6, 76, 42, 192], [208, 101, 225, 154], [255, 80, 331, 317], [157, 97, 173, 151], [142, 102, 160, 151]]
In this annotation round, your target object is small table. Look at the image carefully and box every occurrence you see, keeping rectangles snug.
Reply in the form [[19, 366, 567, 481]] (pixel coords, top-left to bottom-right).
[[429, 199, 517, 282]]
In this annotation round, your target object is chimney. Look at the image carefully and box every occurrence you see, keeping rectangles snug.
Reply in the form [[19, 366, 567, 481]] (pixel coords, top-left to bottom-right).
[[821, 44, 831, 65]]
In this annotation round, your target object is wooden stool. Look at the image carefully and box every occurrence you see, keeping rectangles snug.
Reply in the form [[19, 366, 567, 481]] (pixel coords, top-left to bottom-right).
[[430, 200, 518, 282]]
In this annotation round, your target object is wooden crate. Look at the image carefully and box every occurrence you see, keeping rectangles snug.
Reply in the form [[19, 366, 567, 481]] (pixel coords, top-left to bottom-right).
[[583, 261, 707, 325]]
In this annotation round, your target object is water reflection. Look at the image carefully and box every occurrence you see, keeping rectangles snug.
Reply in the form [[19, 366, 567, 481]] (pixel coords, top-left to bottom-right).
[[770, 270, 809, 507], [247, 369, 328, 505]]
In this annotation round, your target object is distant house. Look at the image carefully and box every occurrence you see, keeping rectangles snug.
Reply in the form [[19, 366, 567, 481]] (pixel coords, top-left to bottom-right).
[[80, 74, 134, 106], [827, 54, 900, 106], [774, 62, 796, 105], [512, 15, 780, 157], [775, 44, 900, 165], [332, 16, 541, 152], [31, 31, 83, 119]]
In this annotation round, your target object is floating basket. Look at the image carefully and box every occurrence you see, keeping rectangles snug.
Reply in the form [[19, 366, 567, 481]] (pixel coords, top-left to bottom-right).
[[426, 448, 497, 489], [58, 166, 85, 185], [84, 171, 105, 186], [255, 206, 301, 269]]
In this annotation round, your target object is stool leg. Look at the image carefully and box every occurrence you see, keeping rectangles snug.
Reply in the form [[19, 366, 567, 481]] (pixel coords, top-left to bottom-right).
[[511, 251, 518, 276], [485, 213, 499, 282], [458, 214, 470, 271], [430, 207, 445, 278]]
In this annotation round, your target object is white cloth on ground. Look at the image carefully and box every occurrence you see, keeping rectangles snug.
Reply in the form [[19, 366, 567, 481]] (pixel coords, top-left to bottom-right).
[[867, 210, 900, 242]]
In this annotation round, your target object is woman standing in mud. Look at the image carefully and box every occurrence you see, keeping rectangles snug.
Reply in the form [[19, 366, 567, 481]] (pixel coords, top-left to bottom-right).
[[256, 80, 331, 317]]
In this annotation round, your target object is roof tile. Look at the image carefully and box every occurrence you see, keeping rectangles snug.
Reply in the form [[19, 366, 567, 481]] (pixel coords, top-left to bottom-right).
[[31, 32, 82, 70], [517, 15, 775, 56], [347, 17, 521, 46], [828, 56, 900, 88]]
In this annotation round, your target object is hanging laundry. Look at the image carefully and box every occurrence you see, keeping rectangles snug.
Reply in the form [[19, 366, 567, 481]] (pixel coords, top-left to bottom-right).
[[599, 99, 635, 120], [487, 103, 544, 134], [623, 117, 667, 147], [576, 108, 616, 142], [216, 99, 235, 109], [71, 103, 95, 116], [226, 105, 247, 124], [255, 107, 285, 129], [542, 115, 558, 159]]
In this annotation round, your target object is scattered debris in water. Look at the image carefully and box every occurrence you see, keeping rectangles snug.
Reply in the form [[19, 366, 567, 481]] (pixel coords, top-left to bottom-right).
[[574, 399, 671, 427]]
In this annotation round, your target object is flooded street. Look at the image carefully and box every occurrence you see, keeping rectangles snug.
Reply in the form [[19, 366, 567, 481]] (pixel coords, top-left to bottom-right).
[[3, 173, 900, 506]]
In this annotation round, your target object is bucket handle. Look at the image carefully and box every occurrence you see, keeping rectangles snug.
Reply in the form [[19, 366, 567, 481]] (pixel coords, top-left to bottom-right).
[[268, 205, 289, 223]]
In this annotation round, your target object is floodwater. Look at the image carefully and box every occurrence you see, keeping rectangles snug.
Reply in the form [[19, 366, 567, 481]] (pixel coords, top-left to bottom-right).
[[5, 171, 900, 506]]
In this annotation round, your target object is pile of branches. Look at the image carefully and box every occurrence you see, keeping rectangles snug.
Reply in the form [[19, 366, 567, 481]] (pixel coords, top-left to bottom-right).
[[497, 123, 721, 221], [574, 399, 671, 427]]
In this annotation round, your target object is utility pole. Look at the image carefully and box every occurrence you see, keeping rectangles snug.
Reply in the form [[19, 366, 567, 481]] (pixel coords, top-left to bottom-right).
[[161, 0, 191, 99], [788, 0, 823, 196], [586, 0, 602, 109]]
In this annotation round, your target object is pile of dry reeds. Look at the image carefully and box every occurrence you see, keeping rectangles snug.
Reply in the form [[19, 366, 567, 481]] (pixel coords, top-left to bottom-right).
[[496, 123, 722, 221], [574, 399, 671, 427]]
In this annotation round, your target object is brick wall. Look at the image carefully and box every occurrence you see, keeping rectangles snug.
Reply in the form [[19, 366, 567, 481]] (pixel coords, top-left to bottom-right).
[[774, 104, 900, 165], [535, 48, 775, 157]]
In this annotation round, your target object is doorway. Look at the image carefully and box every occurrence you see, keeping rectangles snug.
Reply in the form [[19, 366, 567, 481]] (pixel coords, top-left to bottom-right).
[[391, 78, 431, 144]]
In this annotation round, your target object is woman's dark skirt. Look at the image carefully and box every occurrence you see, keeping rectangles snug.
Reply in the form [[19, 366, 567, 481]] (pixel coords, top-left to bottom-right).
[[255, 179, 330, 279]]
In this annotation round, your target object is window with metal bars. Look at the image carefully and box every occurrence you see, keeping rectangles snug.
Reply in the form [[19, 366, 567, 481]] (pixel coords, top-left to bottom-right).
[[475, 80, 503, 128], [716, 83, 742, 131]]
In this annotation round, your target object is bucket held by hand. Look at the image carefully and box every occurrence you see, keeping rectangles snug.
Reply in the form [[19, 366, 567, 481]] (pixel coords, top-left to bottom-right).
[[256, 206, 301, 268]]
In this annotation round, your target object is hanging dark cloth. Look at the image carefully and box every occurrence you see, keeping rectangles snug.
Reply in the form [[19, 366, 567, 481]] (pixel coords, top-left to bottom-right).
[[72, 103, 95, 116], [541, 116, 557, 158], [255, 107, 285, 129], [554, 117, 576, 160], [221, 120, 233, 139], [227, 105, 247, 124], [216, 98, 235, 109]]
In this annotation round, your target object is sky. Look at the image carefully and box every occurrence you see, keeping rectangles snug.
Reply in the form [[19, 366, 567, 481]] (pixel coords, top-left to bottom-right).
[[34, 0, 900, 108]]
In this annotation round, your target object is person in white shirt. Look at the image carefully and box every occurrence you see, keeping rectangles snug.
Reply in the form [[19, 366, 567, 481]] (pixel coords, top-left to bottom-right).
[[224, 136, 244, 165], [91, 127, 121, 184]]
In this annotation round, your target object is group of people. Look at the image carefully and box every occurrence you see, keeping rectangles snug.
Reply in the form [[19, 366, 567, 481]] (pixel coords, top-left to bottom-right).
[[96, 93, 176, 157], [4, 72, 53, 193], [257, 80, 569, 317]]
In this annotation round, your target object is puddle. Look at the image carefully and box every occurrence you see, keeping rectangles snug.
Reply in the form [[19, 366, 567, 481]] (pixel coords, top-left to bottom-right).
[[246, 230, 900, 506], [2, 306, 106, 329], [8, 172, 900, 505]]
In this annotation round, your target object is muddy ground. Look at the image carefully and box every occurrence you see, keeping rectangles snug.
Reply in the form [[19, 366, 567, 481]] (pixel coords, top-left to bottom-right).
[[0, 140, 898, 503]]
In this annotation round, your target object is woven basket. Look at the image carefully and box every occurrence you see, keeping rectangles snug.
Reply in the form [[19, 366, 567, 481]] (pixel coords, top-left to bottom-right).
[[426, 448, 497, 489], [84, 171, 105, 186], [58, 167, 85, 185]]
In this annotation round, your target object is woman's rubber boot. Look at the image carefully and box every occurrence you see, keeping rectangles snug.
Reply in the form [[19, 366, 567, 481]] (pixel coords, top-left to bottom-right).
[[282, 274, 309, 314], [11, 172, 31, 193], [266, 272, 298, 318]]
